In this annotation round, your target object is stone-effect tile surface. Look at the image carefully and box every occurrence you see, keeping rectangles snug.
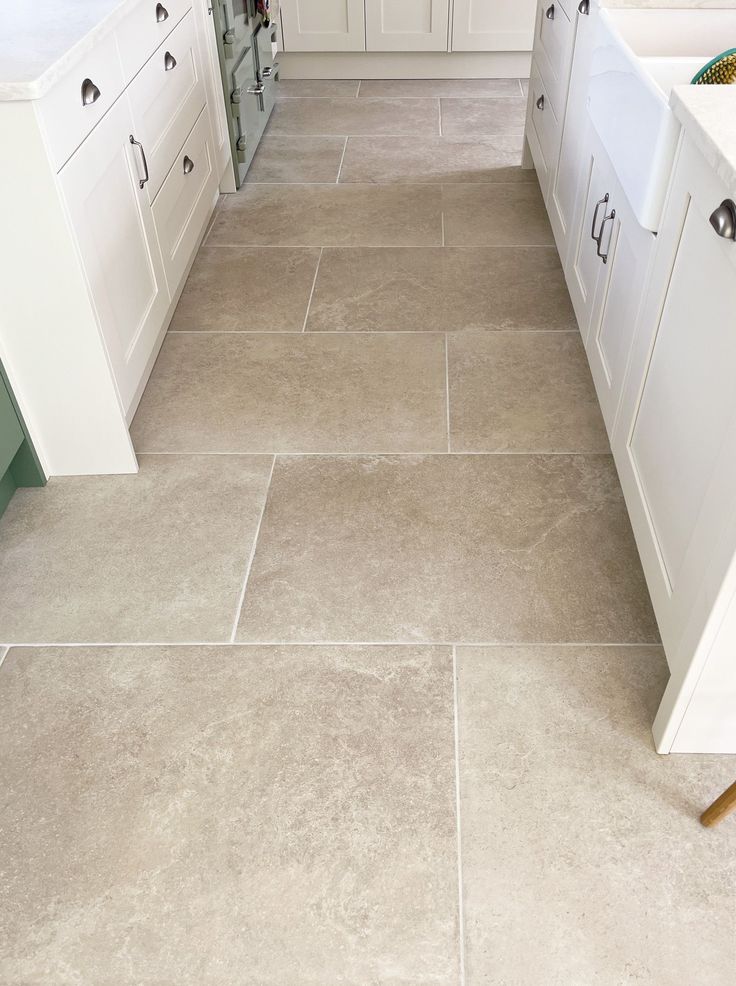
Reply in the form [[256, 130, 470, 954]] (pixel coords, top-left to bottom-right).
[[131, 333, 448, 453], [208, 184, 443, 246], [306, 247, 575, 332], [0, 455, 273, 643], [267, 96, 440, 135], [359, 79, 523, 98], [277, 79, 360, 97], [171, 246, 320, 331], [457, 645, 736, 986], [0, 644, 459, 985], [441, 97, 527, 136], [442, 183, 554, 246], [245, 135, 347, 182], [236, 454, 659, 643], [339, 136, 533, 183], [448, 332, 609, 452]]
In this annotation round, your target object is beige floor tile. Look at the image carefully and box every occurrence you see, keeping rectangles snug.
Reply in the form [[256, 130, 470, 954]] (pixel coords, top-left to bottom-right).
[[208, 184, 443, 246], [339, 135, 533, 183], [277, 79, 360, 97], [131, 333, 448, 453], [267, 97, 440, 135], [457, 645, 736, 986], [0, 644, 459, 984], [245, 135, 347, 182], [0, 455, 272, 643], [359, 79, 524, 98], [441, 97, 527, 136], [170, 246, 320, 331], [442, 183, 554, 246], [306, 247, 575, 332], [448, 332, 609, 452], [236, 454, 659, 643]]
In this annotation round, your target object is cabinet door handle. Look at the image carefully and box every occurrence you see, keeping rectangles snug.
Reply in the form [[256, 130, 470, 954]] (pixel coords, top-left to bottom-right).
[[183, 155, 194, 175], [81, 78, 101, 106], [578, 0, 590, 14], [155, 2, 169, 22], [546, 4, 555, 19], [262, 63, 279, 77], [129, 134, 149, 189], [247, 83, 265, 95], [709, 199, 736, 240], [536, 94, 545, 110], [596, 209, 616, 264], [591, 193, 609, 242], [164, 51, 177, 71]]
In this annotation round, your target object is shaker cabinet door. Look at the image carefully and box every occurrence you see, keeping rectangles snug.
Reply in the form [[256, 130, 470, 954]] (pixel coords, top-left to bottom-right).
[[366, 0, 449, 51], [452, 0, 536, 51], [58, 95, 169, 415], [280, 0, 366, 51]]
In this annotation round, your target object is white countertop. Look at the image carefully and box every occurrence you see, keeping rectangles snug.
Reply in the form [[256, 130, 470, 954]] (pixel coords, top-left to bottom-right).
[[672, 85, 736, 192], [0, 0, 134, 100]]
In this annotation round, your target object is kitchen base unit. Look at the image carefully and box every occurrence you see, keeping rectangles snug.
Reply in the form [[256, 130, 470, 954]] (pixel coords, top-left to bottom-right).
[[0, 0, 231, 477]]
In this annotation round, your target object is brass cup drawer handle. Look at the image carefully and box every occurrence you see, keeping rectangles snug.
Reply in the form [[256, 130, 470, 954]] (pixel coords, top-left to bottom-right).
[[183, 155, 194, 175], [546, 4, 555, 20], [164, 51, 177, 71], [709, 199, 736, 240], [536, 94, 545, 110], [81, 78, 101, 106], [156, 3, 169, 22]]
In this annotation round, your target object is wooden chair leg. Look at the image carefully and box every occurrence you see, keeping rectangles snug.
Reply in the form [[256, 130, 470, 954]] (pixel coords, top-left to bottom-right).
[[700, 780, 736, 827]]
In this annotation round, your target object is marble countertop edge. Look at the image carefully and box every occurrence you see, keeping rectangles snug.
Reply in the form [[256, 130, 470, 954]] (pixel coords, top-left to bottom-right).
[[671, 85, 736, 194]]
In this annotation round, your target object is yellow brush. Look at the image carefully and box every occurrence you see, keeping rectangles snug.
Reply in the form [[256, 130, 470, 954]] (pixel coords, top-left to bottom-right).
[[692, 49, 736, 85]]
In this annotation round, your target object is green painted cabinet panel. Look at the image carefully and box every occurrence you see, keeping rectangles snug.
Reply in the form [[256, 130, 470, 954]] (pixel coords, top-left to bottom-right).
[[0, 376, 23, 477]]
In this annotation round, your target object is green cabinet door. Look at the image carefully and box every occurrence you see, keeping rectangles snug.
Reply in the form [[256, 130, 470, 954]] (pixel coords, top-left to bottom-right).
[[0, 370, 45, 519]]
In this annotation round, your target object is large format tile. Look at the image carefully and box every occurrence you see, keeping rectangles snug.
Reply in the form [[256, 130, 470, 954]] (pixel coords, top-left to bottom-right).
[[277, 79, 360, 97], [267, 97, 440, 135], [448, 332, 609, 452], [0, 644, 459, 985], [441, 97, 526, 136], [171, 246, 320, 331], [0, 455, 272, 643], [131, 333, 448, 453], [236, 454, 659, 643], [442, 183, 554, 246], [339, 135, 532, 183], [457, 645, 736, 986], [208, 184, 443, 246], [306, 247, 575, 332], [359, 79, 523, 98], [245, 135, 347, 182]]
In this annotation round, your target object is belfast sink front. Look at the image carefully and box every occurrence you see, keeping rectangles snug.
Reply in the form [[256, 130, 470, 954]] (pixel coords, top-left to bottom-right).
[[587, 6, 736, 231]]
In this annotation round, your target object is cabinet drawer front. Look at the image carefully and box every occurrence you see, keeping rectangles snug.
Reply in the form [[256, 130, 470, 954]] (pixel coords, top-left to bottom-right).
[[127, 10, 206, 200], [153, 108, 217, 288], [36, 31, 125, 171], [117, 0, 192, 79], [529, 61, 560, 187], [535, 0, 575, 114]]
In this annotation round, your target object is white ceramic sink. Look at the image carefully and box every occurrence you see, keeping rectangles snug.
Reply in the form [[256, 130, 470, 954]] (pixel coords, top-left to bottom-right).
[[587, 7, 736, 231]]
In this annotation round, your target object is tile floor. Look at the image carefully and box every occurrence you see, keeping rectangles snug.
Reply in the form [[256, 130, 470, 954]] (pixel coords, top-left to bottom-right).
[[0, 80, 734, 985]]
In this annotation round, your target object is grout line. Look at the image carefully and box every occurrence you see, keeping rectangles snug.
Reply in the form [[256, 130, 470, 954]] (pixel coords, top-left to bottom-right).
[[335, 137, 349, 183], [452, 645, 467, 986], [0, 646, 9, 671], [4, 641, 663, 649], [228, 456, 276, 643], [275, 95, 526, 101], [439, 98, 443, 136], [355, 80, 361, 97], [137, 450, 614, 457], [206, 243, 555, 250], [301, 248, 323, 332], [441, 211, 445, 246], [167, 329, 579, 336], [445, 334, 451, 453]]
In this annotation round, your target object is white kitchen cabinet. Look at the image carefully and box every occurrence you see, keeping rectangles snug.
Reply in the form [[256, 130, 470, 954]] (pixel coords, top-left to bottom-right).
[[58, 94, 170, 416], [366, 0, 449, 51], [452, 0, 537, 52], [280, 0, 366, 51], [614, 135, 736, 752], [195, 0, 232, 185]]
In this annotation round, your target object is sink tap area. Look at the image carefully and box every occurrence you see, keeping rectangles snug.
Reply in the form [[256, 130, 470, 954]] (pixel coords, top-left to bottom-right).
[[587, 6, 736, 230]]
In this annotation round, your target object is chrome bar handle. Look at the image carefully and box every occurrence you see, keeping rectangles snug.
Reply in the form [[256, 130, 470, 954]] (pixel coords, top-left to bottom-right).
[[129, 135, 149, 189], [262, 62, 280, 77], [247, 83, 265, 95], [591, 193, 609, 242], [81, 78, 101, 106], [709, 199, 736, 240], [546, 4, 555, 19], [155, 3, 169, 22], [164, 51, 177, 71], [596, 209, 616, 264]]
